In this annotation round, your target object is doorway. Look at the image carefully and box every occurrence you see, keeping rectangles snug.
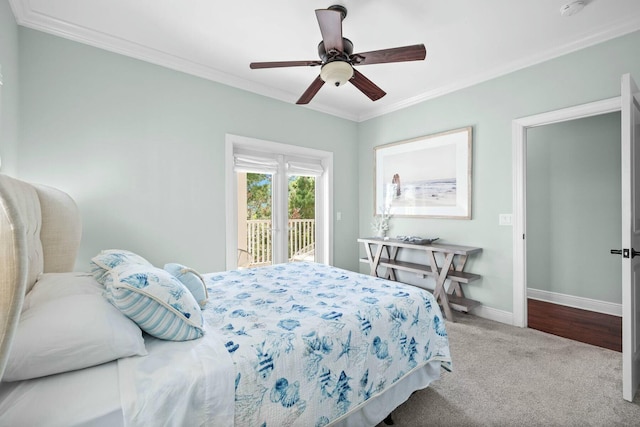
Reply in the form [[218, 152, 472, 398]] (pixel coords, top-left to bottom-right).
[[511, 97, 621, 327], [525, 112, 622, 351], [225, 134, 333, 270], [514, 75, 640, 402]]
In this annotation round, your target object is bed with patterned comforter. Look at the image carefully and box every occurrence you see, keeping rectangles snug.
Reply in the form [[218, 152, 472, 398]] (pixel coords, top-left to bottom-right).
[[118, 262, 451, 427], [206, 262, 451, 426], [0, 174, 449, 427]]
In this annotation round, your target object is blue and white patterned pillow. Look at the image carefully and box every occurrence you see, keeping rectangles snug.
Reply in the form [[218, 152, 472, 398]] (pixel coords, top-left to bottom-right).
[[164, 263, 208, 309], [90, 249, 153, 285], [104, 264, 205, 341]]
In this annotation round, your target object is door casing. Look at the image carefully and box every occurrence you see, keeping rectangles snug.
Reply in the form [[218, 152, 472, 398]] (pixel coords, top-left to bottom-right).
[[512, 96, 621, 327]]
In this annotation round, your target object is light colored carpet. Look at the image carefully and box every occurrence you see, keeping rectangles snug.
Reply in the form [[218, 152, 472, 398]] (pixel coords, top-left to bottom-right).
[[378, 313, 640, 426]]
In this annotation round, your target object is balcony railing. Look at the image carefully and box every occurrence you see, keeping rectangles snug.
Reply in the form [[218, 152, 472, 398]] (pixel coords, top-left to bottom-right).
[[242, 219, 315, 267]]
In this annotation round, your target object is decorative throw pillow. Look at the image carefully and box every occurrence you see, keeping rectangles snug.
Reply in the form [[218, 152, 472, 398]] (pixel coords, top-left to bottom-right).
[[105, 264, 205, 341], [4, 288, 147, 381], [164, 263, 209, 309], [90, 249, 153, 285]]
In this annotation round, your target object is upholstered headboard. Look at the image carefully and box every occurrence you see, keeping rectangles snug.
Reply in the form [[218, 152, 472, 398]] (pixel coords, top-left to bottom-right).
[[0, 174, 81, 379]]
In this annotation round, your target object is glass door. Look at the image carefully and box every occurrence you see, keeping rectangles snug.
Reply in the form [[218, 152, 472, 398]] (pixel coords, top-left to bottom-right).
[[237, 171, 319, 266], [226, 134, 332, 270], [237, 172, 273, 267], [288, 174, 316, 263]]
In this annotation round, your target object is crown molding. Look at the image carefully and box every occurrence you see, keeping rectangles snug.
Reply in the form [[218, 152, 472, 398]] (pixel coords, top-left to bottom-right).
[[10, 1, 640, 123], [8, 1, 359, 122], [357, 18, 640, 122]]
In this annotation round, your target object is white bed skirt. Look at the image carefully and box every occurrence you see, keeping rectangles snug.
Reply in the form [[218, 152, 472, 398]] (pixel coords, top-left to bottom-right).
[[334, 360, 442, 427], [0, 359, 442, 427]]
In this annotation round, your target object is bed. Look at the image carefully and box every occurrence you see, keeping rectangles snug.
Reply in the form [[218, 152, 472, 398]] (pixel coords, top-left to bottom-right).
[[0, 173, 452, 426]]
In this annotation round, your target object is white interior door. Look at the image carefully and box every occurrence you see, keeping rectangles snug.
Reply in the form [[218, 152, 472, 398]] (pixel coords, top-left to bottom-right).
[[621, 73, 640, 402]]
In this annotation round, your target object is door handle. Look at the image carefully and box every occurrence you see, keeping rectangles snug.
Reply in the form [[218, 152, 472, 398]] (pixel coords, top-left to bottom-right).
[[610, 249, 640, 258]]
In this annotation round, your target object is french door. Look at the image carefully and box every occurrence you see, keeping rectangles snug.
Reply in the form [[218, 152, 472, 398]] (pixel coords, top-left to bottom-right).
[[236, 170, 275, 266], [225, 134, 333, 270], [235, 164, 320, 267]]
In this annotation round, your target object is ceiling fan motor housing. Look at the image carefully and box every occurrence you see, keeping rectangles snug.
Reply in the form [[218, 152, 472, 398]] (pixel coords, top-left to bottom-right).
[[317, 38, 354, 62]]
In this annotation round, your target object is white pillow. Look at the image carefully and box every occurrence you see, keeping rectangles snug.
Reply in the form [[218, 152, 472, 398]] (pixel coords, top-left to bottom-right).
[[4, 292, 147, 382], [164, 263, 209, 309], [105, 264, 205, 341], [22, 272, 104, 312], [90, 249, 153, 285]]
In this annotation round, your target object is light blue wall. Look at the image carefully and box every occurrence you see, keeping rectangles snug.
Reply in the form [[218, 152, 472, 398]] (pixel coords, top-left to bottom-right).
[[358, 30, 640, 313], [527, 112, 621, 303], [16, 27, 359, 273], [0, 0, 19, 177], [8, 0, 640, 315]]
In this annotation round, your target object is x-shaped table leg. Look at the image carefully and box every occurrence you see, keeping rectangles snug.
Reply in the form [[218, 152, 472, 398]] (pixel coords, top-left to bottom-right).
[[428, 251, 455, 321], [448, 254, 467, 298], [363, 242, 398, 280]]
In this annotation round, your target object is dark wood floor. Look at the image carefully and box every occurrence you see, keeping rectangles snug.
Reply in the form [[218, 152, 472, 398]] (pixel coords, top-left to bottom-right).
[[527, 298, 622, 352]]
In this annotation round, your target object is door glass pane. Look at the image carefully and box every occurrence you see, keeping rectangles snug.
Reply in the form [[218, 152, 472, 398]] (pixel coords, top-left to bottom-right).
[[237, 172, 273, 267], [288, 175, 316, 262]]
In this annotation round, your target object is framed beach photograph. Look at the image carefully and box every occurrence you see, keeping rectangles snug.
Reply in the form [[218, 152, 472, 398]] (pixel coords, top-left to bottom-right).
[[374, 126, 472, 219]]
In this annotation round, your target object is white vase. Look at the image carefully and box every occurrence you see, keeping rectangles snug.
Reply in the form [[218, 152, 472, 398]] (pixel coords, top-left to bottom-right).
[[376, 229, 387, 238]]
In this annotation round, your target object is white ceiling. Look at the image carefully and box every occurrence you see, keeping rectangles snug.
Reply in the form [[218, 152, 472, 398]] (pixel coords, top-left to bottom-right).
[[9, 0, 640, 122]]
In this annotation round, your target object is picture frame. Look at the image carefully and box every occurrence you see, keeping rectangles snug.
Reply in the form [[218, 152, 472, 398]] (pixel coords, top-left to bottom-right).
[[374, 126, 472, 219]]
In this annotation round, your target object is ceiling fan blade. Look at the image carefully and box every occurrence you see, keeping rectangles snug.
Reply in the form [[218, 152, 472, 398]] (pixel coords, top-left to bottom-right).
[[350, 69, 386, 101], [315, 9, 343, 52], [351, 44, 426, 66], [296, 75, 325, 104], [250, 60, 322, 69]]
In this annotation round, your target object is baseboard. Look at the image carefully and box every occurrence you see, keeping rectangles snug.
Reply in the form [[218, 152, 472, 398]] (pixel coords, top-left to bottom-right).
[[447, 290, 621, 328], [527, 288, 621, 317], [468, 305, 513, 325]]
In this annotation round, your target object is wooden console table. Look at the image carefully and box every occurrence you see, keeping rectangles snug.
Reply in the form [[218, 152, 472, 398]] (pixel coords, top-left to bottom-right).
[[358, 237, 482, 320]]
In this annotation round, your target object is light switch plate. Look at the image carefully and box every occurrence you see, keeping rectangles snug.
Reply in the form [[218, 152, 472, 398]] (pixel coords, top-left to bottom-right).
[[499, 214, 513, 226]]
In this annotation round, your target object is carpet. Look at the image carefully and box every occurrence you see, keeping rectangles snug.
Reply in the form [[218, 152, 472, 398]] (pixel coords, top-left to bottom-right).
[[377, 313, 640, 426]]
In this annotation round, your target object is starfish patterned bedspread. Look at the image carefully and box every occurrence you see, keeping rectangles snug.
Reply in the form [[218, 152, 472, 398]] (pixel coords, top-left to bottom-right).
[[205, 262, 451, 426]]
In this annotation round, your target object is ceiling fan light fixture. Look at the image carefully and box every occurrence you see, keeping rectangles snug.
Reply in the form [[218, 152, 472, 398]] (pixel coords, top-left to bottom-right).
[[320, 61, 354, 87]]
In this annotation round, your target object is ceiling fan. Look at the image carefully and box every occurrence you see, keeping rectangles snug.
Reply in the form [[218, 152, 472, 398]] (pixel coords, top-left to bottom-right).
[[249, 5, 426, 105]]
